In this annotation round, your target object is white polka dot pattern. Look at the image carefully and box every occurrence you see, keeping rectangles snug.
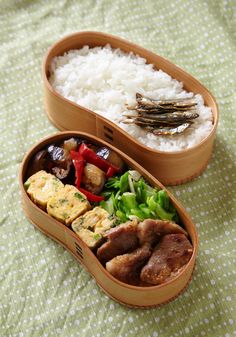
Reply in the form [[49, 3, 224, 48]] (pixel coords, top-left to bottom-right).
[[0, 1, 235, 336]]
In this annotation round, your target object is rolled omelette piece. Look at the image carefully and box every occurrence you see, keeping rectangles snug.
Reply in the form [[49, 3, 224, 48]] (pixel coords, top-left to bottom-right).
[[47, 184, 91, 225], [72, 206, 115, 248], [24, 170, 64, 210]]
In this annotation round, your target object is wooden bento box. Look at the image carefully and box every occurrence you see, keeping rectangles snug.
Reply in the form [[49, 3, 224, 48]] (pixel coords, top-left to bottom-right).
[[19, 131, 198, 308], [42, 31, 218, 186]]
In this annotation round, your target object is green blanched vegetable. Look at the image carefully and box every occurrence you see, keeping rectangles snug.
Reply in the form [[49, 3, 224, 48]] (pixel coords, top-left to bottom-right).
[[130, 208, 146, 220], [105, 171, 129, 193], [146, 196, 175, 221], [100, 170, 179, 224], [100, 195, 115, 215], [115, 210, 127, 222], [157, 189, 170, 210], [121, 192, 137, 211]]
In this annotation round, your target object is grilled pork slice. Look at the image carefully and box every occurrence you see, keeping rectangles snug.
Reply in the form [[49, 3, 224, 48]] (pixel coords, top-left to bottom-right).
[[137, 219, 187, 246], [96, 220, 138, 264], [140, 234, 193, 285], [106, 244, 152, 285]]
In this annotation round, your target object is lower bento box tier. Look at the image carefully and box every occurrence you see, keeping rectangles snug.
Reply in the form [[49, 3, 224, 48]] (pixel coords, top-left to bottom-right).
[[19, 131, 198, 308], [43, 31, 218, 186]]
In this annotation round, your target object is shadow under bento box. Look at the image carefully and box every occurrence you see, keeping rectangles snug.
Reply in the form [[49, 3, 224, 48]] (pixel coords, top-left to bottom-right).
[[19, 131, 198, 308], [43, 31, 218, 186]]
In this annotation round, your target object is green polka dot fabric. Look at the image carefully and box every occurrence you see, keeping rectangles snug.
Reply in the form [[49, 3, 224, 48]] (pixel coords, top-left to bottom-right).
[[1, 1, 236, 336]]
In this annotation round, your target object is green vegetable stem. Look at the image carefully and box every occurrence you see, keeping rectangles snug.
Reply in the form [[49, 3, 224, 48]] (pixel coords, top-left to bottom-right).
[[100, 170, 179, 224]]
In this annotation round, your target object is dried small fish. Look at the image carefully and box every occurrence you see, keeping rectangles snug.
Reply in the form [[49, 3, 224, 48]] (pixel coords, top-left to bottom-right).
[[135, 93, 197, 109], [123, 119, 184, 127], [124, 111, 199, 123], [144, 123, 191, 136], [123, 93, 199, 136], [136, 105, 197, 113]]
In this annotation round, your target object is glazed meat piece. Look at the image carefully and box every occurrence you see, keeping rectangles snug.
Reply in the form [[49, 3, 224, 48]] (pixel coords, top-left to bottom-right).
[[82, 163, 106, 194], [63, 137, 78, 152], [140, 234, 193, 285], [106, 244, 152, 285], [96, 220, 138, 264], [137, 219, 187, 246]]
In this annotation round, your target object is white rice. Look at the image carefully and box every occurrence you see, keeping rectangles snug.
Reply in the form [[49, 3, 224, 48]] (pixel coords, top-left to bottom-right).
[[49, 44, 213, 152]]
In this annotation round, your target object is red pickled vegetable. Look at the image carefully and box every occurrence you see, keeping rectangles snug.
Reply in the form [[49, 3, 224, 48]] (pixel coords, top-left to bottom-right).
[[70, 150, 85, 188], [78, 143, 119, 177], [78, 187, 105, 202]]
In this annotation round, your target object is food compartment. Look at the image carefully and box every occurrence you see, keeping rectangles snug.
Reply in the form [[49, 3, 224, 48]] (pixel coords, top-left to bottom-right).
[[20, 131, 198, 307], [43, 31, 218, 185]]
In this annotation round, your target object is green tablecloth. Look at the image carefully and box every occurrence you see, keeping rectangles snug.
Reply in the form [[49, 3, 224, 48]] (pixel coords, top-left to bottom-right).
[[1, 1, 235, 336]]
